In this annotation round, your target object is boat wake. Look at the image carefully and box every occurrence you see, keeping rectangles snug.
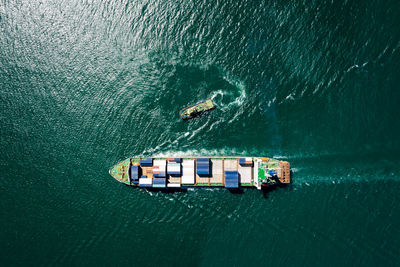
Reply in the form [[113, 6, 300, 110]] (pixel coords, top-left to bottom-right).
[[209, 75, 246, 111], [149, 147, 269, 158], [288, 153, 400, 186]]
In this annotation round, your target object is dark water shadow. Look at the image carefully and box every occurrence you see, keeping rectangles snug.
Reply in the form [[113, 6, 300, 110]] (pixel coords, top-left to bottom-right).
[[262, 171, 293, 198], [146, 187, 188, 193], [228, 188, 244, 194]]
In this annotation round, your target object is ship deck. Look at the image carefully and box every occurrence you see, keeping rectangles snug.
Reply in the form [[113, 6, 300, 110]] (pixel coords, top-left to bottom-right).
[[110, 156, 291, 190], [179, 99, 215, 119]]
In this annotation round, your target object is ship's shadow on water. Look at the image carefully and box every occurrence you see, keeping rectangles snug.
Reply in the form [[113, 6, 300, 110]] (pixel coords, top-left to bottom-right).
[[262, 170, 293, 198], [141, 185, 289, 196], [227, 188, 244, 194], [145, 188, 188, 193], [144, 188, 246, 194], [261, 183, 287, 199]]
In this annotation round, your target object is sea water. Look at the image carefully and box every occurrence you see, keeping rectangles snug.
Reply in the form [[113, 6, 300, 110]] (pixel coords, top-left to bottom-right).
[[1, 0, 399, 265]]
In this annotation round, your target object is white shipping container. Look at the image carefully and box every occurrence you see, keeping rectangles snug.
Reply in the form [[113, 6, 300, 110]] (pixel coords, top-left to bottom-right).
[[182, 160, 194, 167], [167, 183, 181, 188], [168, 166, 180, 172], [181, 175, 195, 184], [153, 160, 166, 166], [181, 159, 195, 184], [139, 178, 152, 185], [153, 165, 166, 172]]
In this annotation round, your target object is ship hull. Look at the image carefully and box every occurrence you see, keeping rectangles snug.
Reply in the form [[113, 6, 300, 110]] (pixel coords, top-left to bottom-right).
[[109, 156, 290, 191], [179, 99, 215, 120]]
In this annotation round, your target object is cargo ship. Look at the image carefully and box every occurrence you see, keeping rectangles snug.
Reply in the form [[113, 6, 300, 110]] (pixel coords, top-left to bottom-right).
[[179, 99, 215, 120], [109, 157, 290, 190]]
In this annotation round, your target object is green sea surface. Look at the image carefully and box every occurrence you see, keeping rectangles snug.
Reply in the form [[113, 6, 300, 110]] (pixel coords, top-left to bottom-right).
[[1, 0, 400, 266]]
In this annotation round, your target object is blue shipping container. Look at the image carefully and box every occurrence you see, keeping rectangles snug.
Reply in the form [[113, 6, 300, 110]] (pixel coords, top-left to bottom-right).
[[196, 158, 210, 176], [168, 170, 181, 175], [239, 158, 253, 166], [153, 178, 166, 188], [225, 171, 239, 188], [139, 158, 153, 167], [153, 172, 166, 178], [130, 165, 140, 180], [196, 158, 210, 163]]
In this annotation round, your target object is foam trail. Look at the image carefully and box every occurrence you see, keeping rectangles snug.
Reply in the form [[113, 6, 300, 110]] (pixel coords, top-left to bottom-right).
[[209, 74, 246, 111]]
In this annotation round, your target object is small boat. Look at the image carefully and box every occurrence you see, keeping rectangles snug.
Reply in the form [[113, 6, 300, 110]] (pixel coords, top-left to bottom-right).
[[179, 99, 215, 120]]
